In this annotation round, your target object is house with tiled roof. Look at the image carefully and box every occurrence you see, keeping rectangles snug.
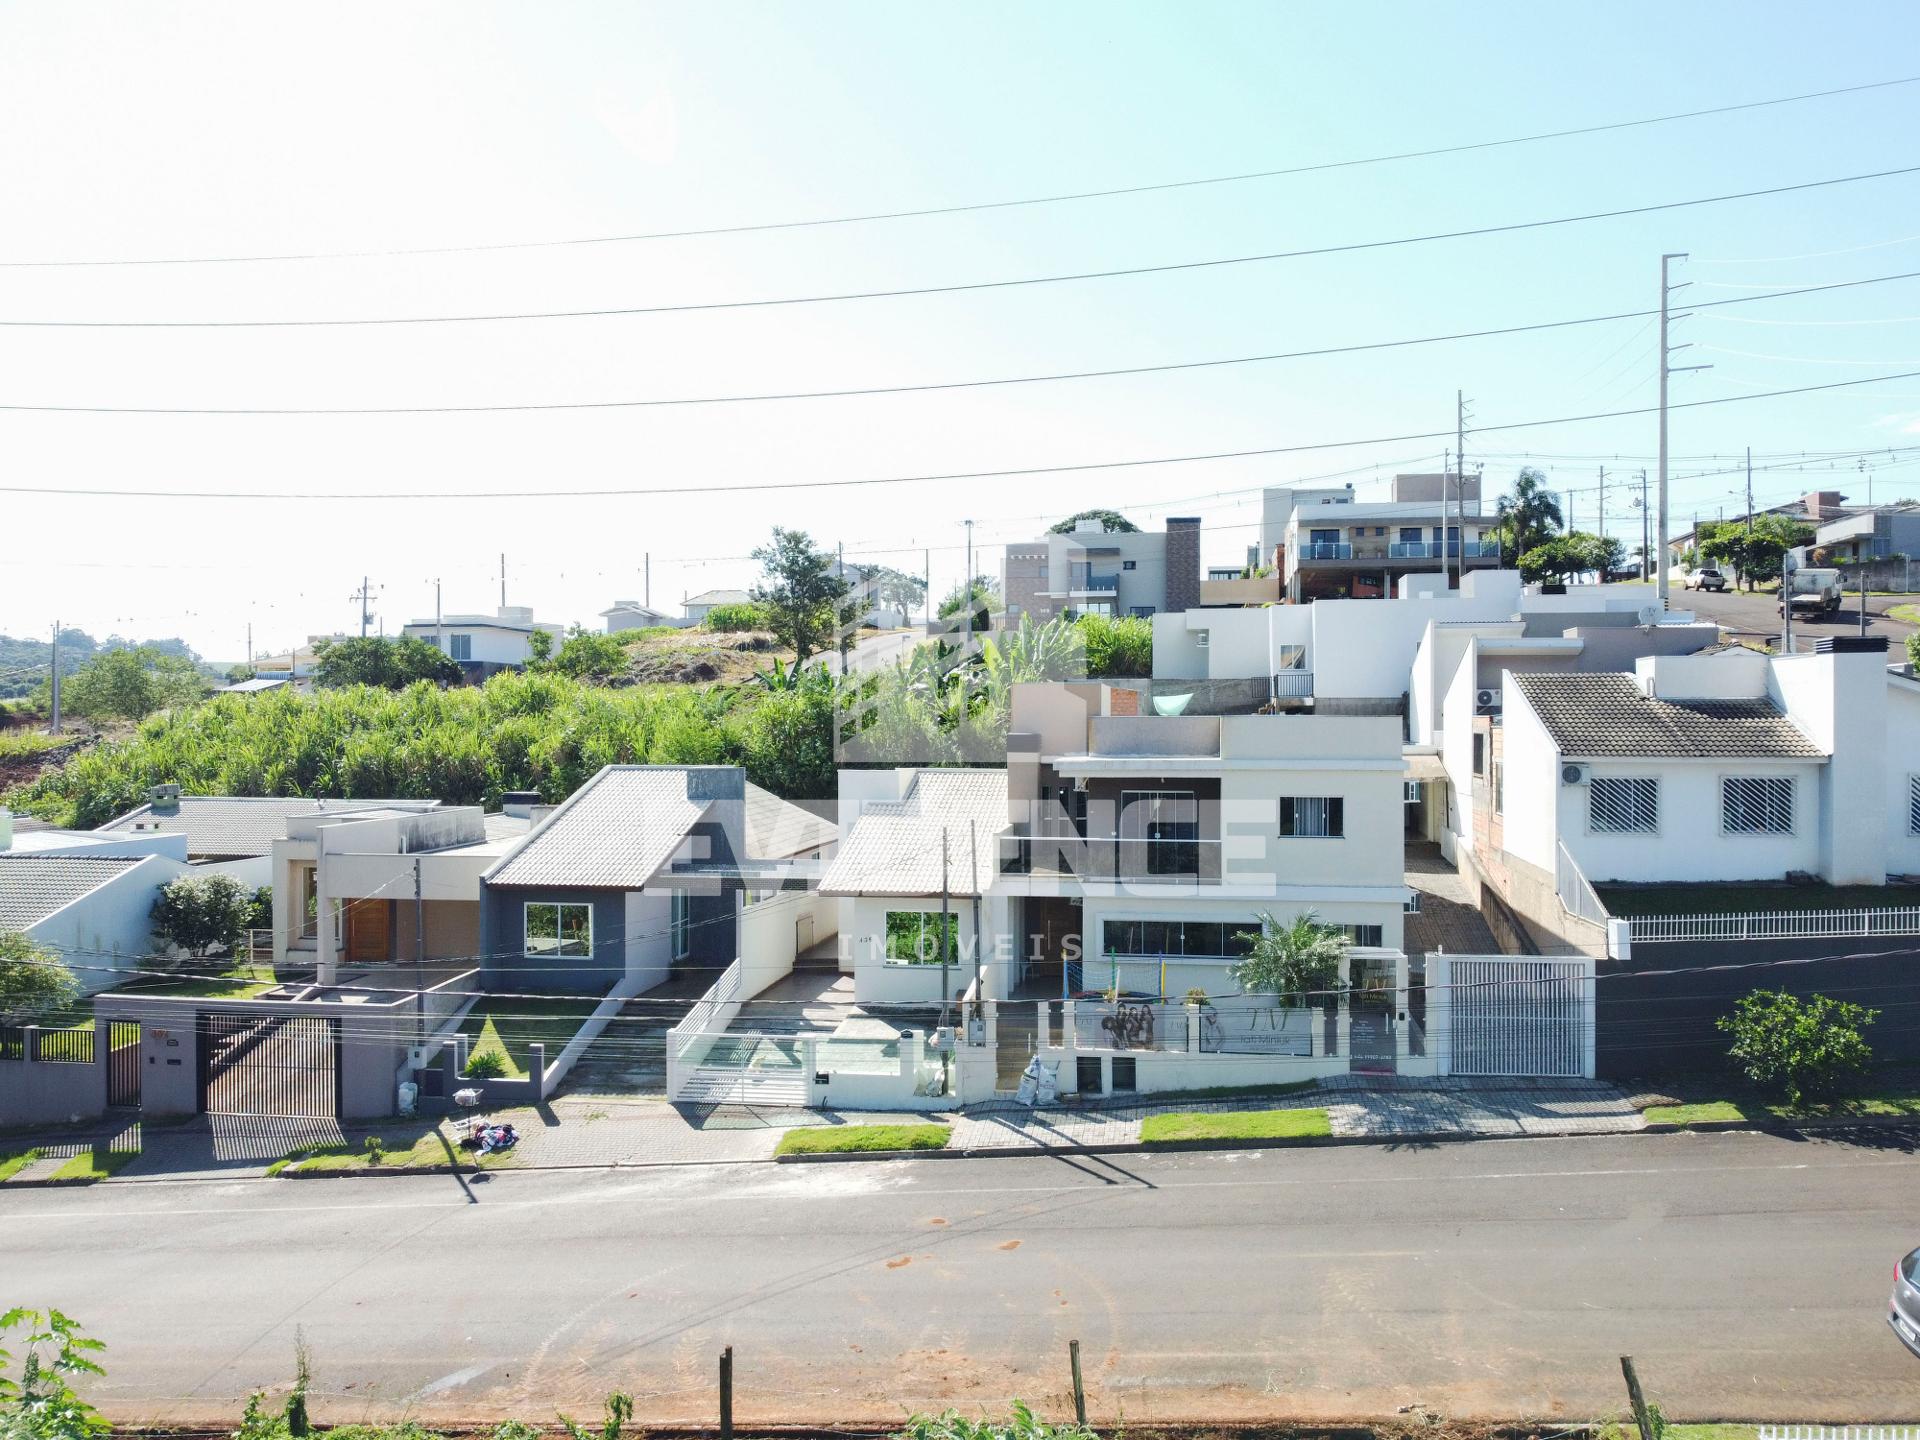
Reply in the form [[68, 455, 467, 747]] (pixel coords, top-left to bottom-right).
[[0, 828, 193, 994]]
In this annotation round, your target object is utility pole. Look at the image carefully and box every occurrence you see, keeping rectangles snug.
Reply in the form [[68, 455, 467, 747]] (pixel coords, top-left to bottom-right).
[[1638, 469, 1650, 581], [435, 579, 444, 653], [924, 548, 931, 628], [939, 829, 952, 1012], [963, 519, 976, 659], [1442, 448, 1451, 573], [499, 553, 506, 609], [413, 855, 426, 1045], [836, 542, 848, 677], [246, 621, 253, 670], [48, 621, 61, 734], [1597, 465, 1607, 563], [968, 822, 982, 1035], [353, 576, 376, 637], [1658, 252, 1711, 612], [644, 552, 651, 610], [1454, 390, 1469, 589]]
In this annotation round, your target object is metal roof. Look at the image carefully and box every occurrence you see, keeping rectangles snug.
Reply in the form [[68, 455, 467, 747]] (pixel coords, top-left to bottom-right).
[[484, 767, 711, 889], [100, 796, 439, 858], [1509, 673, 1825, 760], [819, 770, 1008, 897], [0, 856, 146, 931]]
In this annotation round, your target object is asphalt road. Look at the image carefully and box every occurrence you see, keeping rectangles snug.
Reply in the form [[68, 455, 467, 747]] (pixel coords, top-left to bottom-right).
[[8, 1132, 1919, 1427], [1676, 584, 1918, 652]]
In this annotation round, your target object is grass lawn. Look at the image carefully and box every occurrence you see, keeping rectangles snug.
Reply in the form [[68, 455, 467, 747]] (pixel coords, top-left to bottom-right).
[[269, 1128, 507, 1175], [775, 1123, 950, 1156], [1597, 881, 1920, 917], [117, 964, 279, 999], [457, 996, 602, 1080], [1139, 1079, 1320, 1103], [0, 1148, 45, 1181], [1140, 1108, 1332, 1144], [48, 1149, 139, 1182], [1891, 602, 1920, 626], [1646, 1091, 1920, 1126]]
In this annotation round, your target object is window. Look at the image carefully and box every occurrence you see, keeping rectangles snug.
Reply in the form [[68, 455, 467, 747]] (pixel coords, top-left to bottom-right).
[[1121, 790, 1199, 875], [524, 902, 592, 958], [1589, 776, 1659, 834], [1399, 526, 1423, 543], [449, 634, 472, 661], [1130, 605, 1155, 618], [1909, 775, 1920, 836], [1403, 892, 1423, 914], [670, 890, 690, 957], [1279, 796, 1344, 838], [884, 910, 958, 965], [1310, 528, 1340, 545], [1102, 918, 1256, 959], [1722, 775, 1794, 834], [1471, 733, 1486, 776], [1122, 559, 1137, 571], [1343, 925, 1385, 947], [1403, 779, 1422, 803]]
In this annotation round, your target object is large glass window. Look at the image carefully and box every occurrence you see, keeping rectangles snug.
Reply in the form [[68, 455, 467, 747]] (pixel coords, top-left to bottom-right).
[[1589, 776, 1659, 834], [449, 634, 472, 661], [1722, 776, 1794, 834], [1121, 790, 1199, 875], [1279, 796, 1344, 838], [1102, 919, 1256, 959], [525, 902, 592, 958], [884, 911, 959, 965]]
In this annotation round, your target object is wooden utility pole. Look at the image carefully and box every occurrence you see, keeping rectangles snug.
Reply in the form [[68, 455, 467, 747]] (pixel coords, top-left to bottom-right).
[[718, 1346, 733, 1440], [1619, 1355, 1655, 1440], [1069, 1339, 1086, 1426]]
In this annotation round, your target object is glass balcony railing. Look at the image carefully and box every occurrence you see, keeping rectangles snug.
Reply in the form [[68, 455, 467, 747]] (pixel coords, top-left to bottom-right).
[[1000, 834, 1223, 884], [1296, 542, 1352, 561]]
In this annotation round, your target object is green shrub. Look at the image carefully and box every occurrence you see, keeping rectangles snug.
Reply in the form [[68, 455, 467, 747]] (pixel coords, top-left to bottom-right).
[[1908, 629, 1920, 672], [898, 1400, 1093, 1440], [1718, 989, 1877, 1106], [362, 1136, 388, 1165], [702, 602, 769, 632], [1075, 614, 1152, 677], [463, 1049, 509, 1080]]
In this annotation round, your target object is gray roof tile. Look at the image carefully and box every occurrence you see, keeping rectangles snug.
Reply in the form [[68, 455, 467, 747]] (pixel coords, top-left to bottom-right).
[[0, 856, 146, 931], [820, 770, 1007, 897], [485, 768, 708, 889], [1510, 672, 1824, 759]]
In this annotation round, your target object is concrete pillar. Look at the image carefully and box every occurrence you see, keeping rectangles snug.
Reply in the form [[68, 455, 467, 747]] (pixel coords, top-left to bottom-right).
[[527, 1042, 547, 1098], [314, 854, 338, 986], [1035, 999, 1048, 1049], [1061, 1000, 1077, 1062], [983, 999, 998, 1049], [1185, 1004, 1201, 1054]]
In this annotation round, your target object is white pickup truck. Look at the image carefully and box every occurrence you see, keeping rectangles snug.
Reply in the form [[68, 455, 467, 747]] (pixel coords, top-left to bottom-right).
[[1779, 567, 1843, 619]]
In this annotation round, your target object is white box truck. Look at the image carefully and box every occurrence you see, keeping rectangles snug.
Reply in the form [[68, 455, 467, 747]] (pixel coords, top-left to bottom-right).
[[1779, 567, 1843, 619]]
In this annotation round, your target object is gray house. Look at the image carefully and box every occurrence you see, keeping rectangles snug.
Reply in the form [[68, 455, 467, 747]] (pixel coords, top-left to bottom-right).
[[478, 767, 746, 995]]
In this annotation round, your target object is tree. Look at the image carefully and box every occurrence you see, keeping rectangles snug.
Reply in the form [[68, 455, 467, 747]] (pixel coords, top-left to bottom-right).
[[150, 872, 255, 961], [1228, 910, 1349, 1008], [1718, 989, 1876, 1106], [41, 647, 211, 723], [938, 576, 999, 632], [312, 636, 461, 689], [866, 566, 928, 627], [550, 628, 629, 682], [1494, 467, 1564, 565], [1047, 509, 1139, 534], [1697, 514, 1814, 591], [750, 528, 847, 663], [526, 627, 554, 665], [0, 932, 79, 1023]]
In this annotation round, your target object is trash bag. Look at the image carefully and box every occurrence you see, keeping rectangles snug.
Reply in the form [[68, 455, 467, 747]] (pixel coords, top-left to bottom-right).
[[1015, 1055, 1043, 1106]]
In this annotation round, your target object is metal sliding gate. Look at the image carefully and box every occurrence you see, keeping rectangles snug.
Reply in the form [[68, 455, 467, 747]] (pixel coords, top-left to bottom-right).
[[107, 1020, 142, 1108], [199, 1012, 340, 1119], [1440, 956, 1591, 1078]]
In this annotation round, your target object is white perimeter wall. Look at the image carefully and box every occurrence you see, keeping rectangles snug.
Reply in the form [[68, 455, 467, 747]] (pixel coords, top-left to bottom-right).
[[1889, 681, 1920, 878]]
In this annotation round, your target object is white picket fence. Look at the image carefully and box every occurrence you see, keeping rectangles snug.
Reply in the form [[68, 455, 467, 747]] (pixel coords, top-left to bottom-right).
[[1630, 906, 1920, 944]]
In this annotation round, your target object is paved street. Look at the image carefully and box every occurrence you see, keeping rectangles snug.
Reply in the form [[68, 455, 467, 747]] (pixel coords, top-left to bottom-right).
[[7, 1131, 1918, 1426], [1677, 584, 1918, 651]]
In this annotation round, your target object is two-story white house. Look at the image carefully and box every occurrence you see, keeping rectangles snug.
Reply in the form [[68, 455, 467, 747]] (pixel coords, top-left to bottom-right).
[[401, 604, 563, 676]]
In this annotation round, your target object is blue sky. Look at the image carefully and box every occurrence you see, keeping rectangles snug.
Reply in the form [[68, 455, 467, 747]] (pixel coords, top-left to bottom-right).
[[2, 1, 1918, 658]]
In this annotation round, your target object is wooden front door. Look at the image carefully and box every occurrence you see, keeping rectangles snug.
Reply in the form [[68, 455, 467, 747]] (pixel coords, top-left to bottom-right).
[[346, 899, 391, 964]]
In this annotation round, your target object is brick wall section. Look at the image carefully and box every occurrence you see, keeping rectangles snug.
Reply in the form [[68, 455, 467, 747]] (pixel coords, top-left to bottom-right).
[[1164, 517, 1201, 613]]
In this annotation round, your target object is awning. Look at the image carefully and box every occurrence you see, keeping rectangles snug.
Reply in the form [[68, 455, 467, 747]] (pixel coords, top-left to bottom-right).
[[1403, 753, 1449, 782]]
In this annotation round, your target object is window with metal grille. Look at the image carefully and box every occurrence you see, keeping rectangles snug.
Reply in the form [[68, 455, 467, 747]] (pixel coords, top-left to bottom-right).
[[1722, 775, 1794, 834], [1589, 776, 1659, 833], [1910, 774, 1920, 835], [1280, 796, 1344, 838]]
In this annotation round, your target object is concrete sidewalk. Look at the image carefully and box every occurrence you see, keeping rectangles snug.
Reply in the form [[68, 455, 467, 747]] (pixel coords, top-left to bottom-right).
[[1, 1077, 1645, 1181]]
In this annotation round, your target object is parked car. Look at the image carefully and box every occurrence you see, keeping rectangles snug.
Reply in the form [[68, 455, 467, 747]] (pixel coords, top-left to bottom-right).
[[1893, 1249, 1920, 1357], [1685, 568, 1728, 592]]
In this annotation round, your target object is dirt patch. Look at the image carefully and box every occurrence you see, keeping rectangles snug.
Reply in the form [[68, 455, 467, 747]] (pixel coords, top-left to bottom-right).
[[623, 628, 791, 686]]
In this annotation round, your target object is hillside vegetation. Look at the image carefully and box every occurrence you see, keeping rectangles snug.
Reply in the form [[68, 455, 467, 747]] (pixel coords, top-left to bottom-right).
[[6, 670, 834, 826]]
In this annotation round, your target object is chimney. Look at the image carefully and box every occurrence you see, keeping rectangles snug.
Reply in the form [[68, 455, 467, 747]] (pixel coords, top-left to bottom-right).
[[148, 783, 182, 816], [501, 790, 541, 819], [1164, 516, 1202, 613], [1793, 636, 1889, 886]]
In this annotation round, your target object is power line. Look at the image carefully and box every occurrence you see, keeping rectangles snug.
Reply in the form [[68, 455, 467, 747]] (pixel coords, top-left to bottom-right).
[[7, 270, 1915, 417], [8, 74, 1915, 270], [5, 368, 1918, 502], [8, 167, 1918, 328]]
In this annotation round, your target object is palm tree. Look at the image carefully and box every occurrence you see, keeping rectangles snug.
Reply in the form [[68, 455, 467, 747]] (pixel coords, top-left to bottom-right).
[[1494, 467, 1565, 567], [1228, 909, 1349, 1009]]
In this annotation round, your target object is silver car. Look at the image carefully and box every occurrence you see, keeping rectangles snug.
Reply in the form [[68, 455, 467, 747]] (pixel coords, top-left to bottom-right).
[[1892, 1248, 1920, 1356]]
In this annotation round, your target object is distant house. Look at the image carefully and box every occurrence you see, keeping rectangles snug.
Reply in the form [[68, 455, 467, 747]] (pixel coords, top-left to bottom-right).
[[218, 676, 290, 696], [0, 823, 194, 994], [682, 589, 754, 625], [600, 600, 686, 634], [400, 604, 564, 676]]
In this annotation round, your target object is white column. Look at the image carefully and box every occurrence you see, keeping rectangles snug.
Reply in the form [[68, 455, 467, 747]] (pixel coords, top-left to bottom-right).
[[314, 852, 338, 987]]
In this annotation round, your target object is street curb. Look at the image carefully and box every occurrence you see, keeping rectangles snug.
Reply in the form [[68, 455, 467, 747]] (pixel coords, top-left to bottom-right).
[[776, 1127, 1585, 1163], [1640, 1114, 1920, 1136]]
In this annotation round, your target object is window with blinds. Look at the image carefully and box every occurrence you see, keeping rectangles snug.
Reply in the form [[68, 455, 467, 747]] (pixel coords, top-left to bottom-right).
[[1279, 796, 1344, 838], [1589, 776, 1659, 833], [1910, 775, 1920, 836], [1722, 775, 1794, 835]]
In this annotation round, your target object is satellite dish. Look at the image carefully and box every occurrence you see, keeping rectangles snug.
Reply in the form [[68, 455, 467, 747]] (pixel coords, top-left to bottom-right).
[[1637, 605, 1661, 627]]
